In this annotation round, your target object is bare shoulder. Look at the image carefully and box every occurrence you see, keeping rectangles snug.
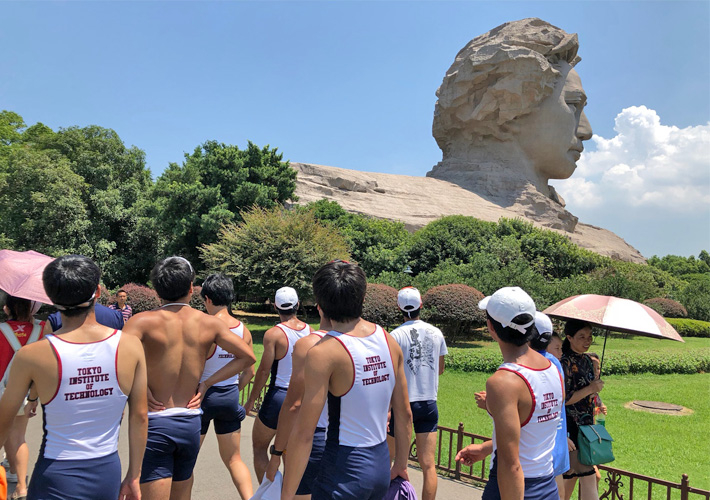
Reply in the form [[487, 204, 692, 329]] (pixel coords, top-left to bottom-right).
[[264, 324, 286, 342], [293, 333, 321, 355], [306, 338, 339, 369], [15, 338, 54, 366], [123, 309, 162, 332], [486, 370, 523, 396], [118, 333, 144, 355]]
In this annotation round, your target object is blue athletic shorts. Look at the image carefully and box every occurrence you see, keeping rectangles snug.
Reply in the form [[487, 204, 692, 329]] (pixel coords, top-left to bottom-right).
[[28, 452, 121, 500], [312, 440, 390, 500], [296, 426, 326, 495], [483, 455, 558, 500], [257, 386, 287, 430], [388, 400, 438, 436], [201, 384, 246, 435], [141, 413, 201, 483]]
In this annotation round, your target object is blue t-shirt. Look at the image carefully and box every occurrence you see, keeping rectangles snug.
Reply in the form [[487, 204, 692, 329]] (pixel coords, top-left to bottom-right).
[[540, 350, 570, 476], [48, 303, 124, 331]]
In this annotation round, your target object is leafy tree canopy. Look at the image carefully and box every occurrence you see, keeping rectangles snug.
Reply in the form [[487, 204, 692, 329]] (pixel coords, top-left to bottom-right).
[[154, 140, 297, 267]]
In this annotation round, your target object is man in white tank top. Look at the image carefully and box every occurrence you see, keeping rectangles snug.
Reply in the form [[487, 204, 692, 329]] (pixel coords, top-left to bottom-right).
[[185, 273, 255, 499], [243, 286, 312, 482], [282, 260, 413, 500], [456, 287, 563, 500], [264, 317, 333, 499], [123, 257, 256, 500], [0, 255, 148, 500]]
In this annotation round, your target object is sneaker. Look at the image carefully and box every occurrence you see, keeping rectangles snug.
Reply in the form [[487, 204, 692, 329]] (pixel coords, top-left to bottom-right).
[[1, 457, 9, 469], [5, 469, 18, 482]]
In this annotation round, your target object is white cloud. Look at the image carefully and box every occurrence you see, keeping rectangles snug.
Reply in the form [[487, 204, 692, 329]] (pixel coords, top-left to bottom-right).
[[555, 106, 710, 212]]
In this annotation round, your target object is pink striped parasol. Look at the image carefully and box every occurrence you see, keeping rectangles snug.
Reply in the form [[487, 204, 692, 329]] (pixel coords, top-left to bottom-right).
[[0, 249, 54, 304], [543, 294, 683, 372]]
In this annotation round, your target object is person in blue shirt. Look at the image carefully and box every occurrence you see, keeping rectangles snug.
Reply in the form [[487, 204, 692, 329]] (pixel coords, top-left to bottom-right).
[[48, 302, 123, 331], [530, 312, 570, 500]]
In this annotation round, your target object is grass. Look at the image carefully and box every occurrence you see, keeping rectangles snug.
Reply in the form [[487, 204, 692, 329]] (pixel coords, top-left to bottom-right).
[[437, 372, 710, 490], [239, 316, 710, 491]]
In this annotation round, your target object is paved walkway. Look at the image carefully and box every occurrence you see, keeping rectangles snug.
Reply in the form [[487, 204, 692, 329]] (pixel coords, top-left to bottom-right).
[[9, 410, 484, 499]]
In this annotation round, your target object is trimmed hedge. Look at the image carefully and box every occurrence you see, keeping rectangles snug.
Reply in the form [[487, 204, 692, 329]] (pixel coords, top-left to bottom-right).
[[422, 284, 486, 343], [445, 347, 710, 375], [362, 283, 400, 329], [120, 283, 160, 313], [643, 298, 687, 318], [666, 318, 710, 338]]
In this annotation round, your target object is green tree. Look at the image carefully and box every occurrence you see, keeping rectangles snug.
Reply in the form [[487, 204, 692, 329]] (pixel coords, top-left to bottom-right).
[[201, 206, 349, 302], [407, 216, 497, 274], [154, 140, 297, 267], [0, 148, 92, 255]]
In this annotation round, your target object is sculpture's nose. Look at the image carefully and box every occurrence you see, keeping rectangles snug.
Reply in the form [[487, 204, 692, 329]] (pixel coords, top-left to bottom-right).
[[577, 111, 593, 141]]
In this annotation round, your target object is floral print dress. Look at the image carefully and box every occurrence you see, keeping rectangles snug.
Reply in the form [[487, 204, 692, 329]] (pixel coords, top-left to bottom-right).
[[561, 348, 595, 445]]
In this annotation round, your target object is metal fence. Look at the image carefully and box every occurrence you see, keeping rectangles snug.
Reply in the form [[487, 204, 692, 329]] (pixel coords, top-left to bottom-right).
[[425, 423, 710, 500], [238, 381, 709, 500]]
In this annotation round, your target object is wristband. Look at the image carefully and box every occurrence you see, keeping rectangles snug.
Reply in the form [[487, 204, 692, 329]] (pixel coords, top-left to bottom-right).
[[27, 396, 39, 402], [270, 445, 285, 456]]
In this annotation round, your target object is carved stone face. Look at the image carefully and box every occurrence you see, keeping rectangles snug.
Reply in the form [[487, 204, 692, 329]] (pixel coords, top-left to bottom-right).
[[515, 61, 593, 181]]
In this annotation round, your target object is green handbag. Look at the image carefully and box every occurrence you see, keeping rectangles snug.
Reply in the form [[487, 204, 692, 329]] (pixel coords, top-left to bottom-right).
[[578, 424, 615, 466]]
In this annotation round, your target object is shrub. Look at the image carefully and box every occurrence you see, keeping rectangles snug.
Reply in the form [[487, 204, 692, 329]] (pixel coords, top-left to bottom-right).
[[643, 298, 687, 318], [190, 286, 206, 312], [678, 274, 710, 322], [361, 284, 400, 329], [120, 283, 160, 313], [422, 284, 486, 343], [201, 206, 350, 303], [444, 347, 710, 374], [666, 318, 710, 338], [98, 285, 112, 306]]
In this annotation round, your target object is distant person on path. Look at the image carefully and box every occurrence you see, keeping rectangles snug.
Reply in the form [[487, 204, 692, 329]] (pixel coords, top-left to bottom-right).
[[387, 286, 447, 500], [0, 296, 51, 498], [530, 312, 570, 500], [456, 287, 563, 500], [109, 289, 133, 323], [243, 287, 311, 482], [48, 301, 123, 331], [123, 257, 255, 500], [0, 255, 148, 500], [282, 260, 412, 500], [561, 320, 603, 500], [264, 316, 333, 499], [187, 274, 254, 500]]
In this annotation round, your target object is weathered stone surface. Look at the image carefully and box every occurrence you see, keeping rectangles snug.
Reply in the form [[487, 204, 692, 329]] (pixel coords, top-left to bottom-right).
[[289, 18, 646, 265], [292, 162, 645, 264]]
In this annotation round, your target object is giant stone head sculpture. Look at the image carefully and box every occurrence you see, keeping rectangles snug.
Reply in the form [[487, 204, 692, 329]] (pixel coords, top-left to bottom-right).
[[430, 18, 593, 202]]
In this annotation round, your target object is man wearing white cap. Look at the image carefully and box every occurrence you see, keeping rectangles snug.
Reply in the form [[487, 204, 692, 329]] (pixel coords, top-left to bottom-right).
[[243, 286, 312, 482], [387, 287, 447, 500], [456, 287, 563, 500]]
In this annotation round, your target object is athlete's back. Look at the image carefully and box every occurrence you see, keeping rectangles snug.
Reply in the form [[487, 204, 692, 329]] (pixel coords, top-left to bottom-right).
[[127, 306, 234, 408]]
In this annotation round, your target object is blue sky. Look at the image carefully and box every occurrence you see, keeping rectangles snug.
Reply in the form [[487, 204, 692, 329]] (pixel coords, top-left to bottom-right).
[[2, 1, 709, 258]]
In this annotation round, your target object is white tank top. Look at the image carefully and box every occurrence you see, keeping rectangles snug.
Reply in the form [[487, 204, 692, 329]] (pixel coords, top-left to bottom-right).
[[201, 321, 244, 387], [42, 330, 128, 460], [271, 322, 311, 389], [326, 325, 395, 447], [490, 361, 564, 478], [312, 330, 329, 430]]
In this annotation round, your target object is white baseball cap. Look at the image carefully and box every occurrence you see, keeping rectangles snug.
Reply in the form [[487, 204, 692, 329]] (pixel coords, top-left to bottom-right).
[[478, 287, 536, 334], [397, 287, 422, 312], [274, 287, 299, 310], [534, 311, 553, 335]]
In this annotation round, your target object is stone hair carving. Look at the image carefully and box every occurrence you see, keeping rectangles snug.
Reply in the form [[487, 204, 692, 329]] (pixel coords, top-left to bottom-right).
[[433, 18, 580, 147]]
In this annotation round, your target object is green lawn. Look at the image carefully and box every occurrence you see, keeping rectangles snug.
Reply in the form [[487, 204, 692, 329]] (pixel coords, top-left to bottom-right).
[[239, 317, 710, 491]]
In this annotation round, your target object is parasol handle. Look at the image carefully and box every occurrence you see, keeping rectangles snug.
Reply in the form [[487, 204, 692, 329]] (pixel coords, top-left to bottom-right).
[[600, 328, 609, 376]]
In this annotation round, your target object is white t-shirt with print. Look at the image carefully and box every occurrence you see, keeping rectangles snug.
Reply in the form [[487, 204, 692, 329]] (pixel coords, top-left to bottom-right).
[[390, 319, 448, 402]]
